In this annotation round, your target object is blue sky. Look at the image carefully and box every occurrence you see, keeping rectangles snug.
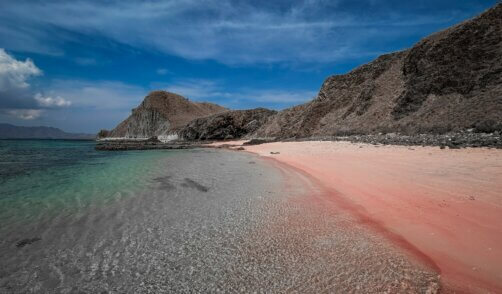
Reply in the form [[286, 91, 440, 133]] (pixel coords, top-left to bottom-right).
[[0, 0, 497, 133]]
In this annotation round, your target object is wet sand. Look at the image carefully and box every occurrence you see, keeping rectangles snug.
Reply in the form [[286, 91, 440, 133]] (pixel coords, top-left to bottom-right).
[[223, 140, 502, 293], [1, 149, 440, 293]]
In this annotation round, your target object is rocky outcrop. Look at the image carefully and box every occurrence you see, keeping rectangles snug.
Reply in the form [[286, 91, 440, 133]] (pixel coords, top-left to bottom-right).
[[179, 108, 277, 140], [97, 129, 110, 139], [254, 4, 502, 138], [108, 91, 227, 138]]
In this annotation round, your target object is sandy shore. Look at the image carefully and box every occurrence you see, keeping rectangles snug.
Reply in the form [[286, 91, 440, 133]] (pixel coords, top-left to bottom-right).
[[216, 140, 502, 293], [1, 148, 442, 292]]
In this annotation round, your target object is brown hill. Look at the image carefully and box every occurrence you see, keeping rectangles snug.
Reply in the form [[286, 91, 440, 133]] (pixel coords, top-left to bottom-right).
[[179, 108, 277, 140], [108, 91, 227, 138], [254, 4, 502, 138]]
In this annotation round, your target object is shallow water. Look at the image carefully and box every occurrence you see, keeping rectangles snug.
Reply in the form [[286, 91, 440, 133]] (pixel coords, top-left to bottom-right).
[[0, 140, 173, 227], [0, 140, 440, 293]]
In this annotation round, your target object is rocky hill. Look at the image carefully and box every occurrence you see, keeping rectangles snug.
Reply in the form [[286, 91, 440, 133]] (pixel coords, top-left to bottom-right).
[[0, 123, 93, 139], [254, 3, 502, 139], [107, 91, 227, 138], [179, 108, 277, 140]]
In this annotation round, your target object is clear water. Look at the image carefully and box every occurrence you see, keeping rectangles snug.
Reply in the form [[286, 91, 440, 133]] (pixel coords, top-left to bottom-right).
[[0, 139, 173, 228], [0, 140, 440, 292]]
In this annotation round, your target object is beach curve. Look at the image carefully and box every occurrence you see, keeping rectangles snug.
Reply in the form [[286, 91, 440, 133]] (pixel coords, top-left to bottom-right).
[[214, 140, 502, 293]]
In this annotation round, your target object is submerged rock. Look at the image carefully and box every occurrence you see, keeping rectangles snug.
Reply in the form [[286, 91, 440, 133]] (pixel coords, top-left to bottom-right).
[[16, 237, 41, 248]]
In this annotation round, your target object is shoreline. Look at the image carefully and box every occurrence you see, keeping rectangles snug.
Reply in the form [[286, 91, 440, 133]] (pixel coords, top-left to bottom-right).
[[94, 130, 502, 151], [214, 140, 502, 293], [1, 148, 442, 292], [262, 155, 442, 272]]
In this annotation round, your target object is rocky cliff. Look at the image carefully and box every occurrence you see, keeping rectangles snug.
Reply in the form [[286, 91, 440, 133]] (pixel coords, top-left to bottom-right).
[[254, 4, 502, 138], [107, 91, 227, 138], [179, 108, 276, 140]]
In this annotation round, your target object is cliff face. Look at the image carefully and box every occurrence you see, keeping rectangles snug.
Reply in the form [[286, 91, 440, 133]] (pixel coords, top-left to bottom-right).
[[254, 4, 502, 138], [108, 91, 227, 138], [179, 108, 277, 140]]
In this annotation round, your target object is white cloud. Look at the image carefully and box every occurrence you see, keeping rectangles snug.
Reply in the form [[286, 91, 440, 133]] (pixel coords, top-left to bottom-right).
[[49, 79, 146, 110], [0, 0, 472, 65], [0, 48, 41, 90], [34, 93, 72, 107], [7, 109, 43, 120], [162, 78, 315, 109], [0, 49, 75, 122], [1, 79, 150, 131]]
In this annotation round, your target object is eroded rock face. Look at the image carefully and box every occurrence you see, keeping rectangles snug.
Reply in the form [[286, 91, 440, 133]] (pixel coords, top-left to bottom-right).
[[393, 4, 502, 120], [179, 108, 277, 140], [254, 4, 502, 138], [108, 91, 227, 138], [110, 108, 171, 138]]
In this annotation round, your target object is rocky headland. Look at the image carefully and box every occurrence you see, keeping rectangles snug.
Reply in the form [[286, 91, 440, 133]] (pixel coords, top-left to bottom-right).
[[98, 3, 501, 151], [252, 3, 501, 139], [179, 108, 277, 141], [101, 91, 227, 139]]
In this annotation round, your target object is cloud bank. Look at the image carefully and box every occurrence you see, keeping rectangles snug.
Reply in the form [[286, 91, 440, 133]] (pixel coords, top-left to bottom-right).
[[0, 49, 41, 90], [0, 0, 489, 65], [0, 49, 71, 120], [34, 93, 72, 107], [163, 78, 315, 109], [6, 109, 43, 120]]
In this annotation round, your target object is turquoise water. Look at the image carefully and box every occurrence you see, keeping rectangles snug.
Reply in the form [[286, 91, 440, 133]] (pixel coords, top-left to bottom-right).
[[0, 139, 172, 227]]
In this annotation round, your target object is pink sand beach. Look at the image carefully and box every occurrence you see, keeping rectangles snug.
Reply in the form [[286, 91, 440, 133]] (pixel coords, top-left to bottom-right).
[[214, 140, 502, 293]]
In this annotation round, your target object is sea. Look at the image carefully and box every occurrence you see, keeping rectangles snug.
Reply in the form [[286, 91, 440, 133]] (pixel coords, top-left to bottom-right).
[[0, 139, 439, 293], [0, 139, 171, 226], [0, 139, 289, 292]]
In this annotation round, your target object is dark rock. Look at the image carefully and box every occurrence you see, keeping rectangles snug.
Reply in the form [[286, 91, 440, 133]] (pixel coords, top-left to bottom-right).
[[253, 4, 502, 139], [106, 91, 227, 138], [152, 176, 175, 190], [95, 140, 204, 151], [243, 139, 274, 146], [179, 108, 276, 141], [97, 129, 110, 139], [16, 237, 41, 248], [145, 136, 161, 143], [474, 119, 502, 133], [291, 131, 502, 149], [181, 178, 209, 192]]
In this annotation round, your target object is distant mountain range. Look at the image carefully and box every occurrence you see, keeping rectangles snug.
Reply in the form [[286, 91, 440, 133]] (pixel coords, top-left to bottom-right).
[[0, 123, 94, 139]]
